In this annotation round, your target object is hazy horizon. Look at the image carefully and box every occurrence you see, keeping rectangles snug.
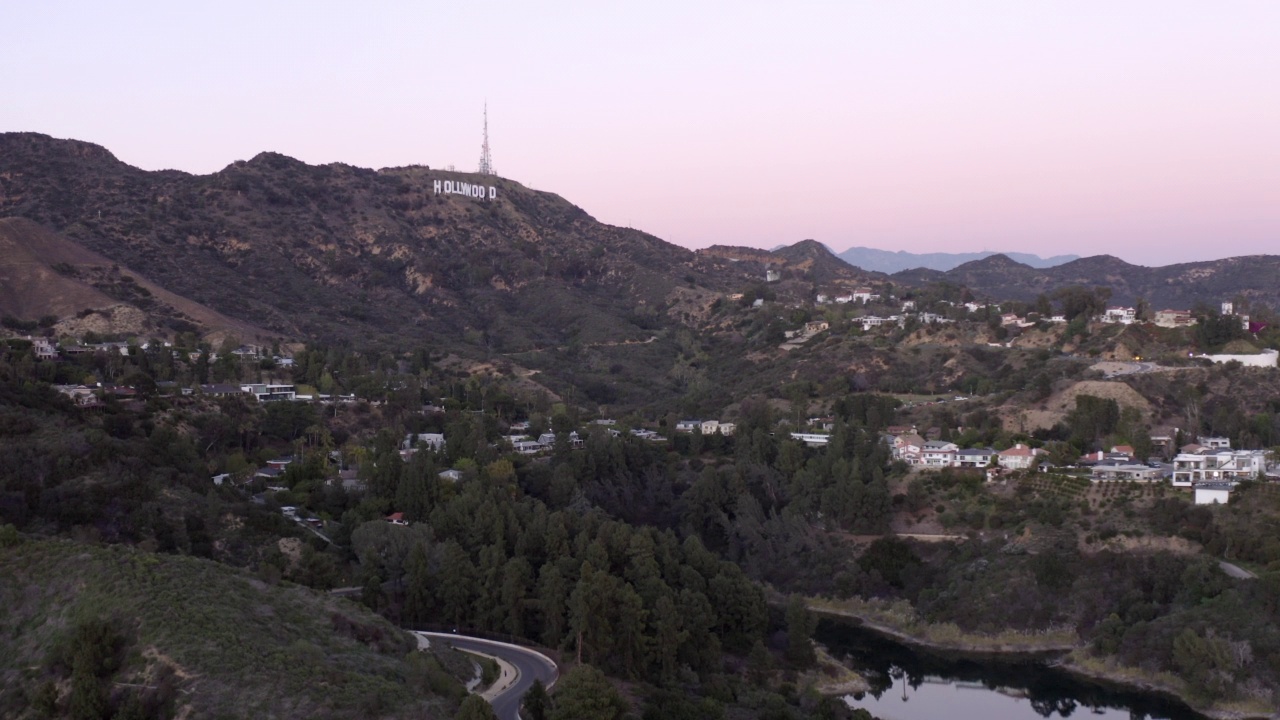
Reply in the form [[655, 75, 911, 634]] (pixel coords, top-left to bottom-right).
[[4, 2, 1277, 266]]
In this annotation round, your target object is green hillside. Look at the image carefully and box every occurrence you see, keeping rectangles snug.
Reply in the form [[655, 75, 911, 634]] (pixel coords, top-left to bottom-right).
[[0, 536, 467, 719]]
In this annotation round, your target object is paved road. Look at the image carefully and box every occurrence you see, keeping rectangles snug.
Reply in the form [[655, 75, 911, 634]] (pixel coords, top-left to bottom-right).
[[1218, 560, 1257, 580], [418, 632, 558, 720]]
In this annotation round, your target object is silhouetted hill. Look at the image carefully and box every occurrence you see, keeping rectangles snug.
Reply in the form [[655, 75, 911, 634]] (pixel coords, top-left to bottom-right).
[[893, 252, 1280, 309], [772, 239, 886, 285], [838, 246, 1077, 273]]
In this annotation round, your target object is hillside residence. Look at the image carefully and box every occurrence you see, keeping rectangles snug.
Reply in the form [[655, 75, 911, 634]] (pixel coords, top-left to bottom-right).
[[1172, 450, 1269, 486], [1000, 313, 1020, 326], [54, 384, 100, 407], [1154, 309, 1196, 328], [766, 270, 781, 282], [1198, 436, 1231, 450], [403, 433, 445, 451], [700, 420, 736, 436], [439, 469, 464, 482], [1049, 315, 1067, 323], [790, 432, 830, 447], [890, 433, 926, 465], [921, 441, 959, 467], [675, 420, 700, 432], [815, 294, 829, 304], [808, 417, 836, 432], [851, 288, 879, 303], [834, 295, 854, 304], [954, 448, 995, 468], [963, 302, 987, 313], [804, 320, 829, 334], [1194, 483, 1234, 505], [902, 300, 916, 311], [1080, 450, 1135, 465], [385, 512, 408, 526], [510, 439, 543, 455], [241, 382, 295, 402], [538, 431, 583, 448], [997, 444, 1043, 470], [1102, 306, 1137, 324], [1090, 464, 1162, 482], [30, 337, 57, 360], [860, 316, 890, 331]]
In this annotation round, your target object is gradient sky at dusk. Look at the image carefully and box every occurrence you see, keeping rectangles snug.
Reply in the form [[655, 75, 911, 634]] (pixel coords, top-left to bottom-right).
[[3, 1, 1278, 265]]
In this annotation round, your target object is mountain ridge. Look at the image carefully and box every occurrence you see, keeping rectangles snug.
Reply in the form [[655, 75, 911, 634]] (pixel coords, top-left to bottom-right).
[[837, 245, 1079, 273]]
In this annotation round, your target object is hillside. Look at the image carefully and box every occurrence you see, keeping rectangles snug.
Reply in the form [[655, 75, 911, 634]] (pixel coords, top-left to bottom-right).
[[894, 252, 1280, 309], [0, 217, 272, 343], [0, 537, 467, 719], [837, 246, 1078, 273], [0, 133, 756, 354]]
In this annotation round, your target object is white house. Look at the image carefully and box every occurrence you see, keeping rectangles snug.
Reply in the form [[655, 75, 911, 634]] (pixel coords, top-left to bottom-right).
[[921, 441, 959, 467], [851, 287, 879, 303], [700, 420, 737, 436], [30, 338, 58, 360], [1198, 436, 1231, 450], [861, 316, 889, 331], [790, 432, 830, 447], [1101, 307, 1137, 324], [241, 382, 296, 402], [1172, 450, 1267, 487], [891, 433, 926, 465], [404, 433, 446, 451]]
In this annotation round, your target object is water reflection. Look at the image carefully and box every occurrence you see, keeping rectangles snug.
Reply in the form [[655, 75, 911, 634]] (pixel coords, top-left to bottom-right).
[[817, 620, 1205, 720]]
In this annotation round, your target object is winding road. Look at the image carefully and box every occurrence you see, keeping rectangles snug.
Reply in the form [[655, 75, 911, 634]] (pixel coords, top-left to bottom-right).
[[414, 632, 558, 720]]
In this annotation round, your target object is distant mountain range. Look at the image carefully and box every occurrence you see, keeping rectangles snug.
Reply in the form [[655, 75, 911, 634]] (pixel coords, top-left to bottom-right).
[[892, 253, 1280, 310], [837, 246, 1079, 273]]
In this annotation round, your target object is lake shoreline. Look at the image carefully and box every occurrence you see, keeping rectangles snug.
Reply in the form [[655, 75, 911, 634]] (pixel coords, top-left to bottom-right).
[[810, 600, 1276, 720]]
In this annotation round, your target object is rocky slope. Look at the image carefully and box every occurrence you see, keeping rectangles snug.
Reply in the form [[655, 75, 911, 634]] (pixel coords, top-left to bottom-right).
[[0, 133, 757, 355]]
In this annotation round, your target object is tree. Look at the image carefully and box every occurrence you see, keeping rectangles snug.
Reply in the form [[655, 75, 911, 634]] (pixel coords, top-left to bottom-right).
[[456, 695, 498, 720], [785, 594, 817, 667], [649, 594, 686, 681], [523, 679, 551, 720], [548, 665, 627, 720], [857, 537, 920, 589], [404, 543, 434, 624]]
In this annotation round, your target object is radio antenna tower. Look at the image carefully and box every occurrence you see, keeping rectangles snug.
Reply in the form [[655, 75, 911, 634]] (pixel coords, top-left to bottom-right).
[[477, 102, 494, 176]]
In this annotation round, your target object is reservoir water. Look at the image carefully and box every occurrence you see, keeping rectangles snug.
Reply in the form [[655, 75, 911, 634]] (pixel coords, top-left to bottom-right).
[[817, 620, 1207, 720]]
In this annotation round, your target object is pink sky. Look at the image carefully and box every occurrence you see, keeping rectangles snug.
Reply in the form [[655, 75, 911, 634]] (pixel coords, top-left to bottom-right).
[[3, 1, 1278, 265]]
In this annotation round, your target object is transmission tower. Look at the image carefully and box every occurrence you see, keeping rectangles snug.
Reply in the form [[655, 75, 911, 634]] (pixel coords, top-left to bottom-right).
[[477, 103, 494, 176]]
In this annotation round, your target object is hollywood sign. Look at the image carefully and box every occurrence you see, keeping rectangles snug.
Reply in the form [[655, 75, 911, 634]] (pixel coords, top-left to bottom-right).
[[434, 179, 497, 200]]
